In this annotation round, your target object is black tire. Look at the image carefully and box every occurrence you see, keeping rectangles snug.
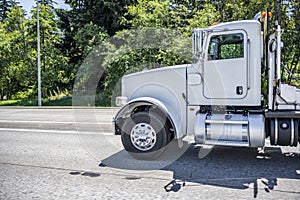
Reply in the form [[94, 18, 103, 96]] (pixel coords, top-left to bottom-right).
[[121, 112, 169, 160]]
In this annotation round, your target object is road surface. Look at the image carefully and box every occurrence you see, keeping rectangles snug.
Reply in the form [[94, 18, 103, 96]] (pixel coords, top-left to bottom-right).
[[0, 108, 299, 199]]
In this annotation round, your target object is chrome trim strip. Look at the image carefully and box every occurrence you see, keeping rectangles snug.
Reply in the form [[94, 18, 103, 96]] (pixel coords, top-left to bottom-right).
[[291, 119, 294, 146], [205, 120, 248, 125]]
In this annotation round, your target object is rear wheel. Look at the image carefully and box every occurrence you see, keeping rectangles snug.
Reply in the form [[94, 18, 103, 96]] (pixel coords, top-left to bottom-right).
[[121, 112, 169, 160]]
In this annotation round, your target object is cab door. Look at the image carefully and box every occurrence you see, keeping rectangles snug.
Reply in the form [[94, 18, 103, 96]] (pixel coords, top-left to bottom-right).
[[203, 30, 248, 100]]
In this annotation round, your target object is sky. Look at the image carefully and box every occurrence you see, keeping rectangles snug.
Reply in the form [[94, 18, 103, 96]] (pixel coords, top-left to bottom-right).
[[17, 0, 70, 14]]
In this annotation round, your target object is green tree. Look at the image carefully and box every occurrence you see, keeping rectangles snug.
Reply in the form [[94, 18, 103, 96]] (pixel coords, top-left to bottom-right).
[[0, 5, 27, 100], [57, 0, 134, 95], [0, 2, 70, 100], [122, 0, 222, 34], [0, 0, 18, 21], [65, 0, 136, 35], [26, 2, 68, 98], [280, 0, 300, 86], [123, 0, 191, 33]]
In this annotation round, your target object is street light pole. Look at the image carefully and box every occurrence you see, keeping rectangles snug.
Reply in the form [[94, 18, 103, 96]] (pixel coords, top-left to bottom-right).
[[37, 0, 42, 106]]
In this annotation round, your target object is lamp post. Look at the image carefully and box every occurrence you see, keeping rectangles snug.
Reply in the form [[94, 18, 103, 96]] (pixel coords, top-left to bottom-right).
[[37, 0, 42, 106]]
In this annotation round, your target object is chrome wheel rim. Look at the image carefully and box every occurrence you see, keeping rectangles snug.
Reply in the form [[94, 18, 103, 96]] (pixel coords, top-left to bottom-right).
[[130, 123, 157, 151]]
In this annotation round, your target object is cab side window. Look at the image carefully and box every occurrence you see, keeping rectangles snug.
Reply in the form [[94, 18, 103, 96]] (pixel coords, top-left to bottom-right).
[[208, 33, 244, 60]]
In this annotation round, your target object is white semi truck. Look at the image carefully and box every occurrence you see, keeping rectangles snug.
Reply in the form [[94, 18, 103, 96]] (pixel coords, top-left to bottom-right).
[[113, 12, 300, 159]]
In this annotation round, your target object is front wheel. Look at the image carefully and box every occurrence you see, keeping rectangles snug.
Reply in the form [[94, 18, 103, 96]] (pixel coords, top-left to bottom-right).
[[121, 112, 169, 160]]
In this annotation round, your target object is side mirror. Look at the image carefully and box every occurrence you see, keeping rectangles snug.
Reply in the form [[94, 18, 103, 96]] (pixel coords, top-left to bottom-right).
[[192, 29, 203, 59]]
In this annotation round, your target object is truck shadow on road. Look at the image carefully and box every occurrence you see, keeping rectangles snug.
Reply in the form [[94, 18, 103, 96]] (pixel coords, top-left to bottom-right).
[[162, 145, 300, 197], [101, 142, 300, 198]]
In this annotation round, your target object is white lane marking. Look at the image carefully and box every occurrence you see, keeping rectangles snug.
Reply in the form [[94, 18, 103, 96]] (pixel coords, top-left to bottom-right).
[[0, 120, 111, 125], [0, 128, 113, 135]]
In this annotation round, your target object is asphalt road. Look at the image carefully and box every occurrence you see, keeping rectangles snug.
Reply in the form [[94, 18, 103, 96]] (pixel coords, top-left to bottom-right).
[[0, 108, 299, 199]]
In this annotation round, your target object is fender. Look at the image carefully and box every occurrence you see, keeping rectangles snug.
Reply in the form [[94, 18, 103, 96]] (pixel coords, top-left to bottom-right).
[[113, 97, 185, 138]]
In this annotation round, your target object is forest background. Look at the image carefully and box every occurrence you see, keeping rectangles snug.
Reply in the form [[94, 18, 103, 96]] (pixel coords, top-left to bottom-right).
[[0, 0, 299, 106]]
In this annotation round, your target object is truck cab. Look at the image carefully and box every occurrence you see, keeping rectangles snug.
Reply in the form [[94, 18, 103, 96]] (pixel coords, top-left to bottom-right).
[[188, 21, 262, 107], [113, 18, 300, 160]]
